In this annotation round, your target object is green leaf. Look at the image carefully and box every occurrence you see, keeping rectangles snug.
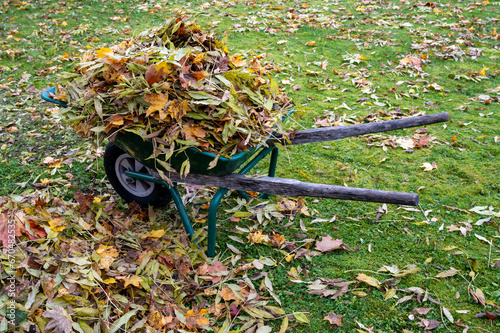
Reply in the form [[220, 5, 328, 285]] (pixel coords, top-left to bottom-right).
[[108, 310, 138, 333], [293, 312, 310, 324]]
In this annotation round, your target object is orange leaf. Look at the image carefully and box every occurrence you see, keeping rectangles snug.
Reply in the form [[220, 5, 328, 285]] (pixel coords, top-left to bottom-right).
[[144, 93, 169, 117], [96, 245, 119, 257], [230, 55, 247, 67], [182, 124, 206, 142], [219, 287, 238, 301], [185, 309, 209, 329]]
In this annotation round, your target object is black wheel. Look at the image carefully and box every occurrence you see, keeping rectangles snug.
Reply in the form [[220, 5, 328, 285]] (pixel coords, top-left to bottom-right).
[[103, 143, 172, 207]]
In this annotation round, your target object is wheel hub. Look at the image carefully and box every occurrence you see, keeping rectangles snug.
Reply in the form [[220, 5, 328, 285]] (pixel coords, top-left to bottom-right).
[[115, 153, 155, 197]]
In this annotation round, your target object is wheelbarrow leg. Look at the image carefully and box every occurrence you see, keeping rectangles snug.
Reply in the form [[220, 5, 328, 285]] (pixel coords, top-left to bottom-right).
[[207, 187, 230, 258], [166, 185, 195, 238]]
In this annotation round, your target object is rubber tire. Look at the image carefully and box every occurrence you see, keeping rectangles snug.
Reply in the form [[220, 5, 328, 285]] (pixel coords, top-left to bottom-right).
[[103, 143, 172, 207]]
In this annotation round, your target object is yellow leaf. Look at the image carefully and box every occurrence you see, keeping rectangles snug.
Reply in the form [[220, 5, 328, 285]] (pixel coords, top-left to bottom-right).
[[478, 66, 488, 76], [247, 229, 267, 244], [285, 254, 295, 262], [384, 288, 396, 300], [48, 218, 66, 232], [98, 256, 115, 270], [155, 62, 175, 74], [352, 291, 368, 297], [96, 47, 112, 58], [96, 245, 119, 257], [424, 257, 433, 264], [306, 41, 316, 47], [124, 275, 143, 288], [103, 278, 116, 284], [356, 273, 381, 289], [230, 55, 247, 67], [144, 93, 169, 117], [287, 267, 301, 280], [357, 55, 366, 60], [141, 229, 165, 239], [166, 99, 190, 121]]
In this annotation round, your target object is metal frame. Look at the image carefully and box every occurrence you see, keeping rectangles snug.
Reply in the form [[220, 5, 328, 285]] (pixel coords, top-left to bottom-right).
[[125, 146, 279, 257]]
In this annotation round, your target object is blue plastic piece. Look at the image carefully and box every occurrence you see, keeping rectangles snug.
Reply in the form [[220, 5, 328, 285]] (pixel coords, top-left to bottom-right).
[[41, 86, 68, 107]]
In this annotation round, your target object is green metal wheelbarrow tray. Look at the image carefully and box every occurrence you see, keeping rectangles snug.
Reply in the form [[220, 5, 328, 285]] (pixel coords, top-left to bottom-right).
[[42, 86, 449, 257]]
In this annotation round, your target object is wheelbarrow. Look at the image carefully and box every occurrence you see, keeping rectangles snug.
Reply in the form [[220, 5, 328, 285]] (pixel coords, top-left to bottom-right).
[[42, 86, 449, 257]]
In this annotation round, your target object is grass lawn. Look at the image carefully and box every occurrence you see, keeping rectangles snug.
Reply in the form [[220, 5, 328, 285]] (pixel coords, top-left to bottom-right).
[[1, 0, 499, 332]]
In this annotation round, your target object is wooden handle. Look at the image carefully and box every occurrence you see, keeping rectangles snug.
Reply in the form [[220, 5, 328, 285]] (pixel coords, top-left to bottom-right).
[[268, 112, 449, 146], [147, 171, 420, 206]]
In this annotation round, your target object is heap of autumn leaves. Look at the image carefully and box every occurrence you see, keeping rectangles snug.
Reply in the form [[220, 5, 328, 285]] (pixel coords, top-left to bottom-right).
[[56, 16, 292, 173]]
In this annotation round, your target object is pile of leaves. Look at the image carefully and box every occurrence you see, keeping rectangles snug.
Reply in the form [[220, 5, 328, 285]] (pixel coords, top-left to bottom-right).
[[55, 16, 292, 171], [0, 190, 311, 332]]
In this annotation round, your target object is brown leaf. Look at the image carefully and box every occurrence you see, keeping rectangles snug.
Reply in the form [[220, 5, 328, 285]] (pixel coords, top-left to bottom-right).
[[145, 64, 165, 86], [411, 307, 432, 316], [324, 312, 342, 327], [315, 235, 351, 252], [43, 305, 73, 333], [475, 312, 500, 320], [418, 319, 441, 330], [435, 267, 459, 278], [268, 233, 285, 247]]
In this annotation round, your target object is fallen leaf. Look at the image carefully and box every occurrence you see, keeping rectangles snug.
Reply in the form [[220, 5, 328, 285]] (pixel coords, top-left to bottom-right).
[[124, 275, 143, 288], [315, 235, 351, 252], [185, 308, 209, 330], [43, 305, 73, 333], [356, 273, 381, 289], [435, 268, 459, 278], [324, 312, 342, 327]]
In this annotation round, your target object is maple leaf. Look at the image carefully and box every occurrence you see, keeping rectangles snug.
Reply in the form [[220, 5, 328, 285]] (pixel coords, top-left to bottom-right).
[[268, 233, 285, 247], [166, 100, 190, 121], [145, 64, 165, 86], [98, 255, 115, 270], [124, 275, 143, 288], [399, 56, 422, 71], [144, 93, 169, 117], [324, 312, 342, 327], [48, 218, 66, 232], [229, 55, 247, 67], [185, 309, 209, 330], [247, 229, 267, 244], [43, 305, 73, 333], [315, 235, 351, 252], [182, 124, 206, 142], [220, 287, 239, 301]]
